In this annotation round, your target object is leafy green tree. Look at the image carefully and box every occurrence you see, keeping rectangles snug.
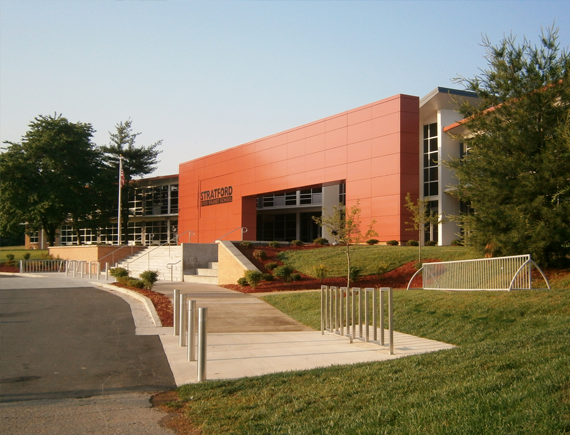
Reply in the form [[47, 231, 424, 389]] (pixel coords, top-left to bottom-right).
[[313, 201, 377, 287], [100, 120, 162, 244], [445, 27, 570, 266], [0, 114, 103, 246]]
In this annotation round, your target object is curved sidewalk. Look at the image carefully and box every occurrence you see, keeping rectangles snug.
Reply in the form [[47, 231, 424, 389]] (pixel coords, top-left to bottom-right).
[[4, 273, 455, 386], [148, 282, 455, 385]]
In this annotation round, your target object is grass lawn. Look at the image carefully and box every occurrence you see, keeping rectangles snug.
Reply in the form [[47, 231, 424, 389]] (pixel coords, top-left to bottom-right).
[[173, 287, 570, 434], [0, 246, 48, 263], [278, 245, 482, 277]]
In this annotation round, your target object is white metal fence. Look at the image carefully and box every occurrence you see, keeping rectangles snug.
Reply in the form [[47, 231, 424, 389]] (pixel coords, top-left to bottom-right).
[[407, 255, 550, 291], [19, 260, 111, 281]]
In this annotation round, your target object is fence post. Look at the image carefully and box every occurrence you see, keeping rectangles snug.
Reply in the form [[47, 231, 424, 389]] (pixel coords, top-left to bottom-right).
[[179, 293, 188, 346], [380, 288, 385, 345], [320, 286, 326, 335], [173, 289, 180, 336], [187, 300, 197, 361], [372, 288, 378, 341], [197, 307, 208, 382], [19, 260, 23, 274], [388, 287, 394, 355], [365, 289, 370, 342], [105, 262, 109, 281]]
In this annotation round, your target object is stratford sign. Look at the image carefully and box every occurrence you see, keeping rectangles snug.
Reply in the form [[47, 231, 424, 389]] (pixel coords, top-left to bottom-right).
[[200, 186, 233, 207]]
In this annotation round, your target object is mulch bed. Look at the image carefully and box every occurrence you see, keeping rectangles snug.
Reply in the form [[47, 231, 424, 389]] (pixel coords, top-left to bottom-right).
[[220, 244, 434, 293], [111, 282, 174, 327]]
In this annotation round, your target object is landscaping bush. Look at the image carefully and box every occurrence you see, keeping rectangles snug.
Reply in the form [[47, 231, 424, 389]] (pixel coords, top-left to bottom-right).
[[426, 240, 437, 246], [313, 264, 328, 283], [268, 241, 280, 248], [240, 241, 253, 249], [366, 239, 379, 245], [139, 270, 159, 290], [262, 273, 274, 281], [5, 254, 15, 267], [237, 277, 249, 286], [290, 239, 304, 247], [265, 261, 279, 271], [244, 270, 263, 289], [313, 237, 329, 246], [290, 273, 301, 282], [349, 266, 362, 283], [128, 278, 145, 289], [386, 240, 399, 246], [253, 249, 267, 260], [23, 253, 31, 260], [110, 267, 129, 278], [375, 261, 391, 278], [406, 239, 419, 246], [451, 239, 463, 246], [274, 265, 295, 282]]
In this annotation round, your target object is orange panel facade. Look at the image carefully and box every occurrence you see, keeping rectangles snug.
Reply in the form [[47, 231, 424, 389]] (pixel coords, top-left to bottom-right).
[[179, 94, 420, 243]]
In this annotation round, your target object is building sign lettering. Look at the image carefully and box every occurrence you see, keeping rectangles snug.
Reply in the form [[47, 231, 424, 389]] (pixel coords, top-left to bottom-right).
[[200, 186, 233, 206]]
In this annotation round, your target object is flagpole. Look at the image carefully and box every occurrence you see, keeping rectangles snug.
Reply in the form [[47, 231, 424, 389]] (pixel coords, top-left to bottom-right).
[[117, 156, 123, 246]]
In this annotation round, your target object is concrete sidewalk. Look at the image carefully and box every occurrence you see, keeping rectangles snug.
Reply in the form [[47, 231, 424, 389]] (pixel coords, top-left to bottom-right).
[[145, 281, 455, 385], [5, 273, 455, 386]]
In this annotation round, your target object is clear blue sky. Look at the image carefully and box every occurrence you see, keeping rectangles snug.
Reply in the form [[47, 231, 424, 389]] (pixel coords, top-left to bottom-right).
[[2, 0, 569, 177]]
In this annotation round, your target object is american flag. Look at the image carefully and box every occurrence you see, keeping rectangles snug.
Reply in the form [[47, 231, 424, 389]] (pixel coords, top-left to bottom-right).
[[120, 168, 125, 187]]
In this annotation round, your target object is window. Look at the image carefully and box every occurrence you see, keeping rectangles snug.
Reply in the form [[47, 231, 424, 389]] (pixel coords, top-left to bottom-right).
[[423, 123, 438, 197], [257, 188, 323, 209]]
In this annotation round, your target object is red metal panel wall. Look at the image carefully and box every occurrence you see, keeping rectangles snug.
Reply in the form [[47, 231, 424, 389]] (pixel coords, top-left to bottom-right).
[[179, 94, 419, 243]]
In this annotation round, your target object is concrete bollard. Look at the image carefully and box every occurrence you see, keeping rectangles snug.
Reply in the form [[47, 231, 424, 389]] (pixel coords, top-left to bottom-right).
[[173, 289, 180, 336], [197, 307, 208, 382], [187, 300, 197, 362]]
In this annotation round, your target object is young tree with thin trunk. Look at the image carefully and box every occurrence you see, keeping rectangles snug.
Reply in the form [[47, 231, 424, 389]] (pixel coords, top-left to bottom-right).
[[313, 201, 377, 287], [404, 192, 443, 265]]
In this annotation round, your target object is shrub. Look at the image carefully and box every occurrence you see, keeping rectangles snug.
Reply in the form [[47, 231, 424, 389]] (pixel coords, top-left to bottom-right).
[[426, 240, 437, 246], [116, 276, 131, 286], [262, 273, 274, 281], [244, 270, 264, 289], [375, 261, 391, 278], [349, 266, 362, 283], [268, 241, 280, 248], [313, 237, 329, 246], [386, 240, 399, 246], [240, 241, 252, 249], [139, 270, 159, 290], [23, 253, 31, 260], [366, 239, 379, 245], [110, 267, 129, 278], [128, 278, 145, 289], [451, 239, 463, 246], [237, 277, 249, 286], [274, 265, 295, 282], [290, 273, 302, 282], [253, 249, 267, 260], [313, 264, 328, 283], [406, 240, 419, 246], [5, 254, 15, 266], [265, 262, 279, 271], [290, 239, 304, 247]]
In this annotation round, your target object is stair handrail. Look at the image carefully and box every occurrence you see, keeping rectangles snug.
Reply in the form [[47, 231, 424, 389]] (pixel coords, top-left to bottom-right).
[[214, 227, 248, 242], [166, 260, 182, 282], [97, 236, 145, 268], [123, 230, 195, 270]]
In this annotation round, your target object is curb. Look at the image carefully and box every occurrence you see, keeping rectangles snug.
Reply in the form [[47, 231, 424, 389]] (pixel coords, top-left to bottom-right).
[[91, 282, 163, 327]]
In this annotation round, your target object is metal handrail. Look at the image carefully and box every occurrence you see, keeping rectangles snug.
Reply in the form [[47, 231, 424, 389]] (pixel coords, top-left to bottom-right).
[[167, 260, 182, 282], [123, 230, 194, 270], [214, 227, 248, 242], [97, 236, 145, 266]]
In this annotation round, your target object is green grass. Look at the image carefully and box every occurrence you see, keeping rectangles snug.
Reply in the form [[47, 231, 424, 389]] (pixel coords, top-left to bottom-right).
[[279, 245, 481, 277], [0, 246, 48, 263], [174, 288, 570, 434]]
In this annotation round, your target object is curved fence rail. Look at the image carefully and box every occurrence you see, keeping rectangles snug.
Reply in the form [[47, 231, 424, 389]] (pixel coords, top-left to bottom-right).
[[407, 255, 550, 291]]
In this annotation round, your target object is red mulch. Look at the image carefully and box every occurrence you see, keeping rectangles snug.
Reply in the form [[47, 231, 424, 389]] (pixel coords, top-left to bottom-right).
[[221, 244, 437, 293], [0, 264, 19, 273], [111, 282, 174, 327]]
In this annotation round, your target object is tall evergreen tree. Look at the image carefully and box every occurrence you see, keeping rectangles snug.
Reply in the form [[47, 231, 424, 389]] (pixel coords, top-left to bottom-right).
[[0, 114, 103, 246], [446, 27, 570, 265], [100, 120, 162, 244]]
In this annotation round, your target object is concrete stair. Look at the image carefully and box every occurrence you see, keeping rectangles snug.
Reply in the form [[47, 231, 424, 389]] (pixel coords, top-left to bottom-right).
[[184, 261, 218, 284], [117, 246, 183, 282]]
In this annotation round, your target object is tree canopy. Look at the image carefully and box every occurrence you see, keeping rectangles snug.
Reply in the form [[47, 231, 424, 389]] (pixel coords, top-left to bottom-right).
[[446, 27, 570, 266], [100, 120, 162, 244], [0, 114, 102, 246]]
